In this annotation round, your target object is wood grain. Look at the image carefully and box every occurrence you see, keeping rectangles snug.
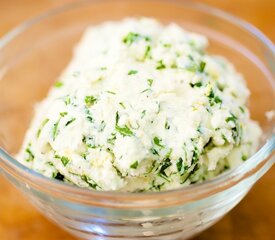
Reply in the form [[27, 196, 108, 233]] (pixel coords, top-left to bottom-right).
[[0, 0, 274, 240]]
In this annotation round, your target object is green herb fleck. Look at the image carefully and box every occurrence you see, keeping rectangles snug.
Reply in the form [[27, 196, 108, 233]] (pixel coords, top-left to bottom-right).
[[54, 172, 64, 181], [130, 161, 138, 169], [226, 113, 237, 123], [25, 146, 34, 162], [242, 154, 248, 161], [147, 78, 153, 87], [190, 82, 202, 88], [52, 119, 61, 140], [153, 136, 164, 148], [61, 156, 70, 166], [123, 32, 150, 46], [198, 61, 206, 72], [239, 106, 245, 113], [141, 110, 146, 119], [85, 95, 97, 107], [115, 125, 134, 137], [81, 175, 101, 189], [144, 45, 151, 59], [165, 121, 170, 130], [64, 95, 71, 105], [36, 118, 49, 138], [156, 60, 166, 70], [106, 90, 116, 95], [54, 81, 63, 88], [150, 148, 159, 155], [128, 70, 138, 75], [65, 118, 76, 126], [119, 102, 126, 109], [60, 112, 68, 117], [158, 158, 172, 179]]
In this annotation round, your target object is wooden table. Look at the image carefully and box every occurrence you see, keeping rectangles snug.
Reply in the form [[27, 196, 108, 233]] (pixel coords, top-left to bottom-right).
[[0, 0, 274, 239]]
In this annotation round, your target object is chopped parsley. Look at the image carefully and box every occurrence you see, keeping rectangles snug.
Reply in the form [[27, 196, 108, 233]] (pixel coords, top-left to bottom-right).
[[242, 154, 248, 161], [123, 32, 150, 46], [165, 121, 170, 130], [60, 112, 68, 117], [141, 110, 146, 119], [106, 90, 116, 95], [119, 102, 126, 109], [36, 118, 49, 138], [81, 175, 101, 189], [156, 60, 166, 70], [128, 70, 138, 75], [54, 172, 64, 181], [158, 158, 172, 179], [65, 118, 76, 126], [61, 156, 70, 166], [226, 113, 237, 123], [130, 161, 138, 169], [85, 95, 97, 107], [54, 81, 63, 88], [153, 136, 164, 148], [198, 61, 206, 72], [25, 146, 34, 162], [147, 78, 153, 87], [190, 82, 202, 88], [52, 119, 61, 140], [115, 125, 134, 137]]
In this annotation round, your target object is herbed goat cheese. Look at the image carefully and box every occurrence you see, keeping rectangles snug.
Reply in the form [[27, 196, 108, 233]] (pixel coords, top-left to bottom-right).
[[18, 18, 262, 191]]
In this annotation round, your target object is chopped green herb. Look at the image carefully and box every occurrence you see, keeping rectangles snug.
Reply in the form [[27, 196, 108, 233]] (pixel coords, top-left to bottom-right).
[[153, 136, 164, 148], [130, 161, 138, 169], [54, 172, 64, 181], [82, 135, 96, 148], [141, 88, 150, 94], [115, 125, 134, 137], [147, 78, 153, 87], [85, 95, 97, 107], [107, 133, 116, 145], [156, 60, 166, 70], [150, 147, 159, 155], [52, 119, 61, 140], [65, 118, 76, 126], [198, 61, 206, 72], [239, 106, 245, 113], [158, 158, 172, 178], [61, 156, 70, 166], [144, 45, 151, 59], [64, 95, 71, 105], [54, 81, 63, 88], [106, 90, 116, 95], [242, 154, 248, 161], [86, 115, 93, 123], [176, 157, 185, 175], [98, 120, 106, 132], [100, 67, 107, 70], [119, 102, 126, 109], [123, 32, 150, 45], [25, 147, 34, 162], [165, 121, 170, 130], [141, 110, 146, 119], [214, 96, 222, 104], [115, 111, 119, 125], [190, 82, 202, 88], [60, 112, 68, 117], [128, 70, 138, 75], [226, 113, 237, 123], [81, 175, 101, 189], [36, 118, 49, 138]]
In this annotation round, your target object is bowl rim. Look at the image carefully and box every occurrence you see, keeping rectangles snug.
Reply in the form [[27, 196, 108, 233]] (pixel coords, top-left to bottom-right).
[[0, 0, 274, 207]]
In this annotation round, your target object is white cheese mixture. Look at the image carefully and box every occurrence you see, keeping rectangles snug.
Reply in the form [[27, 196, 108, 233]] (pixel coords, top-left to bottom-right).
[[18, 18, 262, 191]]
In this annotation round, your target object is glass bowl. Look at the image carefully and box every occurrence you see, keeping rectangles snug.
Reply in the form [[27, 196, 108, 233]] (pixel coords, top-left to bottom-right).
[[0, 0, 274, 239]]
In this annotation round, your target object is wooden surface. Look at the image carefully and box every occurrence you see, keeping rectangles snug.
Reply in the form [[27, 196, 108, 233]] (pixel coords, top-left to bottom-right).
[[0, 0, 274, 239]]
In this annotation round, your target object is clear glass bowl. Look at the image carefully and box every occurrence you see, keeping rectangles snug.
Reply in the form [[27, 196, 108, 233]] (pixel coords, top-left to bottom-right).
[[0, 1, 274, 239]]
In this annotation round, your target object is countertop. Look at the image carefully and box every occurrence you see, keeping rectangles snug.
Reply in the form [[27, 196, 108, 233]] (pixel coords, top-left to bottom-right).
[[0, 0, 274, 239]]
